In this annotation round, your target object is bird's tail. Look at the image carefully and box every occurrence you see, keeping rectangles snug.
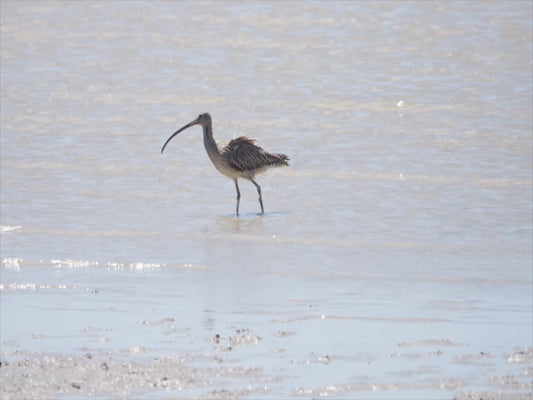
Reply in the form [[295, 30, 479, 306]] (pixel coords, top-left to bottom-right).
[[270, 153, 290, 167]]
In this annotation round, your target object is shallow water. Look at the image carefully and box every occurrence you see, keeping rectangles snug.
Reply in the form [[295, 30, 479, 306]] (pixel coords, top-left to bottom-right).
[[1, 1, 532, 399]]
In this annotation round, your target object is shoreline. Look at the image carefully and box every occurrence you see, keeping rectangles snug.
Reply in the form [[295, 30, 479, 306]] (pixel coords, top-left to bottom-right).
[[1, 343, 531, 399]]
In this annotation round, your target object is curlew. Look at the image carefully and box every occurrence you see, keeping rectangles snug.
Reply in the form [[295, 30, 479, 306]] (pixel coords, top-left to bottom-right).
[[161, 113, 289, 216]]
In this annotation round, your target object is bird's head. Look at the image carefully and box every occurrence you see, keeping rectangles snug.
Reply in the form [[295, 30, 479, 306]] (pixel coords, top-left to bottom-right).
[[196, 112, 211, 126], [161, 113, 211, 154]]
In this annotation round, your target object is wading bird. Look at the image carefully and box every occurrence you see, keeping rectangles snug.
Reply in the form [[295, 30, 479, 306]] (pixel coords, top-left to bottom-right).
[[161, 113, 289, 216]]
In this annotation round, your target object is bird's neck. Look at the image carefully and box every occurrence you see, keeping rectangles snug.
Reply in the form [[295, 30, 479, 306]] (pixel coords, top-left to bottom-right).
[[202, 124, 221, 162]]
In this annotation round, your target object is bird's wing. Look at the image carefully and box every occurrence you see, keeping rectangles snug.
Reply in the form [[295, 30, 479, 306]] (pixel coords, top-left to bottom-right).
[[222, 136, 287, 172]]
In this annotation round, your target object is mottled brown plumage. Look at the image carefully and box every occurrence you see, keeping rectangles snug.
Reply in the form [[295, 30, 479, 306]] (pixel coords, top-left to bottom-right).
[[222, 136, 289, 173], [161, 113, 289, 216]]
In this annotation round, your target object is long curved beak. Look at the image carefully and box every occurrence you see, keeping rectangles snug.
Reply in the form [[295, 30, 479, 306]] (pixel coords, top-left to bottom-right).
[[161, 117, 199, 154]]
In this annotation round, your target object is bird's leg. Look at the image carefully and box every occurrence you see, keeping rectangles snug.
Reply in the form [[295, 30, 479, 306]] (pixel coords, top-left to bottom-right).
[[234, 179, 241, 217], [250, 179, 264, 215]]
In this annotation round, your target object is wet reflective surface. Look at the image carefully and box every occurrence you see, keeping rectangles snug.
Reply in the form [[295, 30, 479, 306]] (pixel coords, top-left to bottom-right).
[[1, 1, 532, 398]]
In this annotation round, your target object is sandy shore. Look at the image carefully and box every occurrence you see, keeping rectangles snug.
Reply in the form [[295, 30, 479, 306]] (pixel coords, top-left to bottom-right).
[[1, 260, 532, 399], [1, 337, 531, 399]]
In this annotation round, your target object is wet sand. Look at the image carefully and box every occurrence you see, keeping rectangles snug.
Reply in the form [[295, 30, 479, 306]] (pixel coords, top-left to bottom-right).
[[1, 333, 531, 399], [1, 259, 532, 399]]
